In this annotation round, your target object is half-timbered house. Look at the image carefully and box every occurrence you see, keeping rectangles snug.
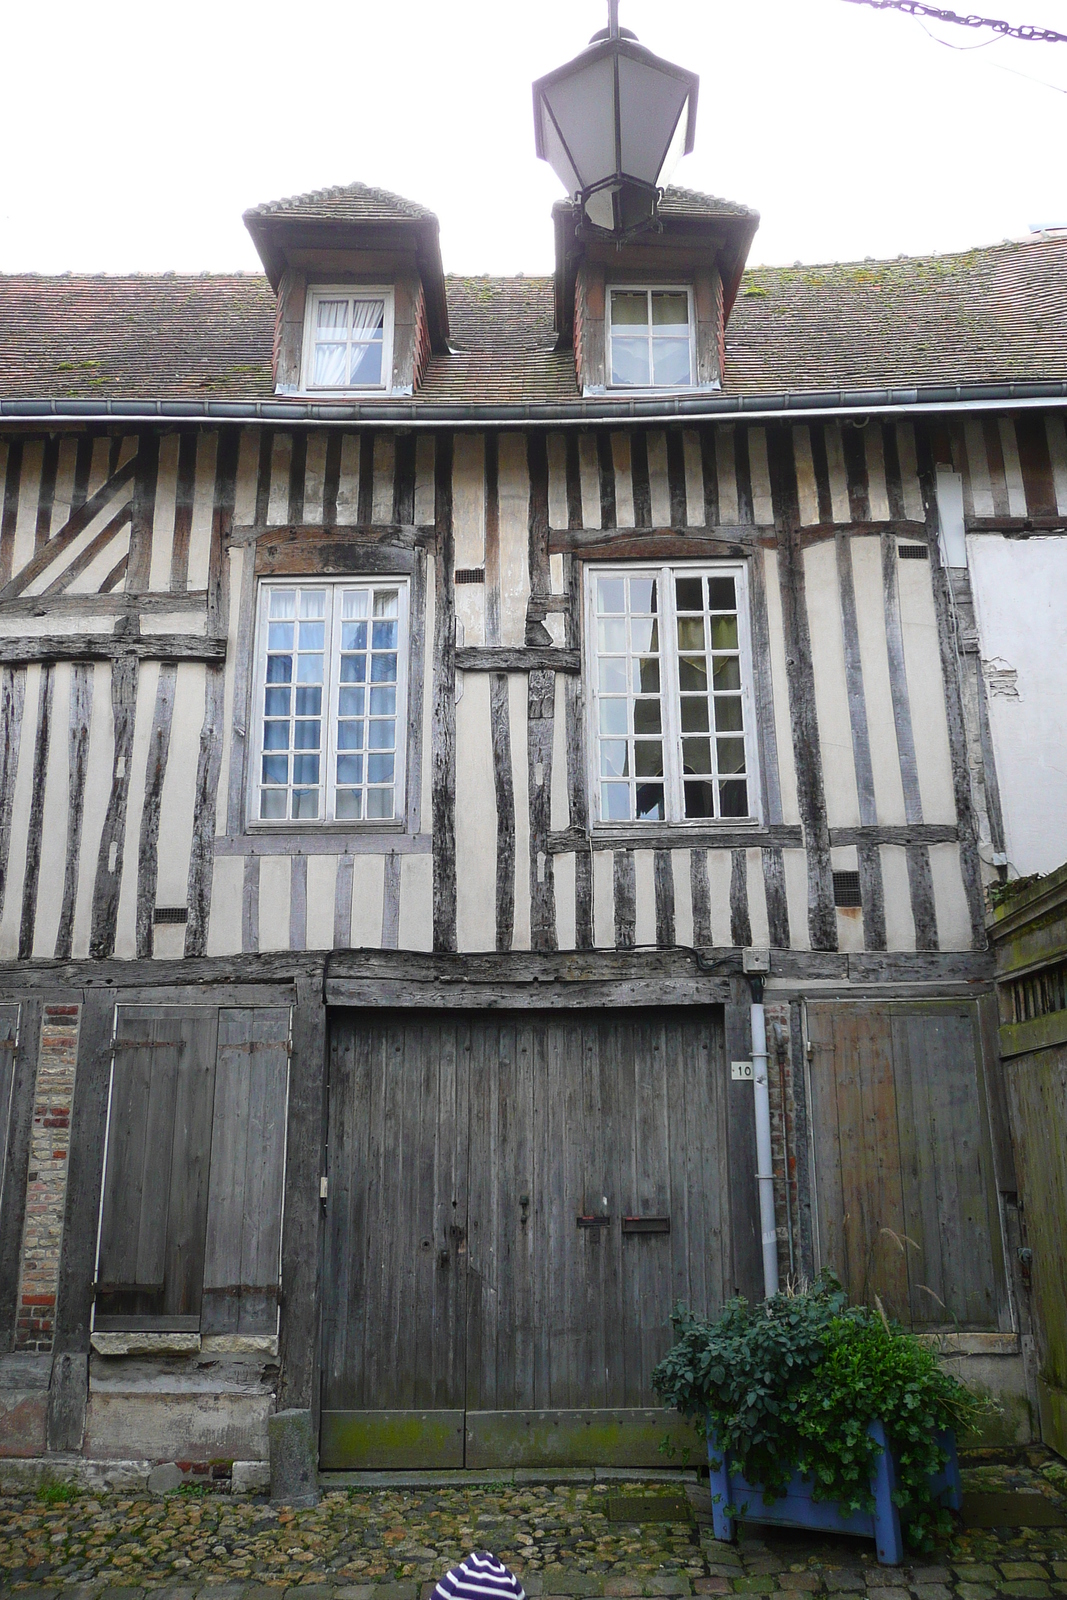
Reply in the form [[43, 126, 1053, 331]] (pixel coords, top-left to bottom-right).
[[0, 162, 1065, 1485]]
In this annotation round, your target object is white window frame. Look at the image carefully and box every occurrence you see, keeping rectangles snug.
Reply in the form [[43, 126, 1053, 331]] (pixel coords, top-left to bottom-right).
[[584, 560, 761, 829], [300, 285, 395, 394], [606, 284, 695, 391], [249, 577, 410, 828]]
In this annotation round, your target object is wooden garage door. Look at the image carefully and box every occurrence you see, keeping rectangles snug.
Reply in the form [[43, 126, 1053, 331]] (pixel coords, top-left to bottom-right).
[[321, 1007, 731, 1468]]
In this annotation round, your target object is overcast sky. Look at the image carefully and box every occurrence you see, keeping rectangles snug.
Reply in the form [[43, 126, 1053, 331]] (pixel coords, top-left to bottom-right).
[[2, 0, 1065, 277]]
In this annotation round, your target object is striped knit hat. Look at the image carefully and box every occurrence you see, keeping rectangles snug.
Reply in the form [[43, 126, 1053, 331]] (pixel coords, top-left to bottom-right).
[[432, 1551, 526, 1600]]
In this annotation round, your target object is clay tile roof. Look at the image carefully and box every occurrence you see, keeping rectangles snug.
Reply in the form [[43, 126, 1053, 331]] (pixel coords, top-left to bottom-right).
[[726, 235, 1067, 393], [658, 186, 759, 222], [243, 181, 437, 225], [1, 234, 1066, 405]]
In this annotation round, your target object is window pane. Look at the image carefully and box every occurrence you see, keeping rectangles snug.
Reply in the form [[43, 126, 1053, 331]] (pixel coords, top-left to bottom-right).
[[336, 790, 362, 820], [717, 738, 746, 774], [368, 720, 396, 750], [260, 789, 286, 820], [296, 654, 324, 684], [597, 577, 626, 614], [292, 788, 319, 819], [600, 741, 629, 778], [629, 577, 657, 613], [675, 577, 703, 611], [343, 590, 369, 618], [633, 699, 661, 734], [294, 720, 320, 750], [342, 621, 368, 651], [293, 754, 320, 785], [600, 699, 628, 736], [337, 721, 364, 750], [350, 342, 383, 386], [371, 653, 397, 683], [636, 783, 664, 821], [298, 621, 324, 651], [634, 741, 663, 777], [630, 618, 659, 653], [684, 780, 716, 819], [602, 782, 632, 821], [633, 657, 660, 694], [652, 338, 692, 386], [611, 292, 648, 327], [652, 292, 689, 328], [711, 616, 739, 650], [295, 686, 321, 717], [313, 344, 347, 386], [341, 654, 367, 683], [374, 589, 399, 618], [676, 616, 705, 650], [337, 754, 364, 785], [680, 696, 709, 732], [316, 299, 349, 331], [299, 590, 325, 618], [262, 755, 288, 784], [598, 620, 627, 653], [682, 737, 712, 774], [720, 779, 749, 817], [713, 656, 741, 691], [366, 788, 394, 819], [599, 658, 627, 694], [714, 696, 744, 732], [370, 686, 396, 715], [708, 577, 736, 610], [263, 721, 289, 751], [367, 753, 394, 784], [269, 590, 295, 619], [339, 686, 365, 717], [266, 655, 292, 684], [372, 619, 398, 649], [268, 621, 294, 651], [264, 687, 290, 717], [678, 656, 707, 692], [611, 337, 650, 387]]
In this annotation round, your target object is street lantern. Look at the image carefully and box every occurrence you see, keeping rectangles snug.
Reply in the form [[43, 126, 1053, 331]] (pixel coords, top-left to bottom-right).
[[532, 0, 699, 236]]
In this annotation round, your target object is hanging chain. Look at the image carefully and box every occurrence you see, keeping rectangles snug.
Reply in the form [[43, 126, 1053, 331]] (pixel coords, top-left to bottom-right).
[[840, 0, 1067, 44]]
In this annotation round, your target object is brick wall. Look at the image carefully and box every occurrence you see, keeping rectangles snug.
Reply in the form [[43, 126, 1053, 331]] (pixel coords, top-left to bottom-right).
[[14, 1004, 80, 1352]]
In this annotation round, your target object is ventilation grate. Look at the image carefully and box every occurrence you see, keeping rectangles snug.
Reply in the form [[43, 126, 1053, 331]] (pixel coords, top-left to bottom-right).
[[153, 906, 188, 925], [898, 543, 929, 560], [455, 568, 485, 585], [832, 871, 862, 908]]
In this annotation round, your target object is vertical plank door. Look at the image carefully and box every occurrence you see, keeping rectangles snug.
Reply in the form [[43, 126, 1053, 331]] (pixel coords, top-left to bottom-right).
[[807, 1002, 1006, 1330], [319, 1009, 471, 1468], [464, 1006, 728, 1467]]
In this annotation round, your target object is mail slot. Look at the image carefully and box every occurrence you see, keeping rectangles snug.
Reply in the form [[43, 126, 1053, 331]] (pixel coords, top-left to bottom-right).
[[622, 1216, 671, 1234], [576, 1214, 611, 1228]]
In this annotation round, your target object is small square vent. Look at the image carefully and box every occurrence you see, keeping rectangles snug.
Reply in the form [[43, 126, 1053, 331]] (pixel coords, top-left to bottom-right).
[[898, 543, 929, 560], [832, 871, 862, 909], [153, 906, 188, 925], [455, 568, 485, 585]]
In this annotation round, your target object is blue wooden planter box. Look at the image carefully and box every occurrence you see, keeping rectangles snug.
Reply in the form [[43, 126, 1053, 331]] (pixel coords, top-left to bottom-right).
[[707, 1419, 962, 1565]]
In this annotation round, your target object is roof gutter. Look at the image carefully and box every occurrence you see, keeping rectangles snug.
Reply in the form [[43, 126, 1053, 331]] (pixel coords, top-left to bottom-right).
[[3, 381, 1067, 430]]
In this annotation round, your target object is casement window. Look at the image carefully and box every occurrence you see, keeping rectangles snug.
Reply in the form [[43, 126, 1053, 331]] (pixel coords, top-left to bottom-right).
[[608, 286, 694, 388], [254, 579, 408, 824], [302, 287, 394, 391], [94, 1007, 289, 1337], [587, 563, 757, 824]]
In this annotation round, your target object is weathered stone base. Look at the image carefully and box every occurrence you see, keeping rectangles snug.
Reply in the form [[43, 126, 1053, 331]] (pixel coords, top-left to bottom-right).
[[83, 1355, 274, 1463], [0, 1453, 271, 1493], [0, 1352, 50, 1456]]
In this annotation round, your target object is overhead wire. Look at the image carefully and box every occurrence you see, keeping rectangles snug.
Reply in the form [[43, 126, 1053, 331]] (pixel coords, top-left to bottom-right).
[[838, 0, 1067, 44]]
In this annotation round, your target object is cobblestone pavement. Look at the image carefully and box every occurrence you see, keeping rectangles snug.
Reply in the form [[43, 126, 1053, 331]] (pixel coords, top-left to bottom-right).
[[0, 1453, 1064, 1600]]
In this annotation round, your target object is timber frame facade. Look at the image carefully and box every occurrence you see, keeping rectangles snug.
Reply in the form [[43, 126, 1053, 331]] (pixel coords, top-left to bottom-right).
[[0, 179, 1063, 1481]]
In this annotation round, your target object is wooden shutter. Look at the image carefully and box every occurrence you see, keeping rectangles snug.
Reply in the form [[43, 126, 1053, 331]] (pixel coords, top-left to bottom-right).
[[201, 1008, 289, 1337], [96, 1007, 218, 1328], [0, 1004, 20, 1209]]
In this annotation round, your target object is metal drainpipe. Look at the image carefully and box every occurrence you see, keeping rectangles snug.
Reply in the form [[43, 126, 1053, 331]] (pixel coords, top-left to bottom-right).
[[750, 977, 779, 1299]]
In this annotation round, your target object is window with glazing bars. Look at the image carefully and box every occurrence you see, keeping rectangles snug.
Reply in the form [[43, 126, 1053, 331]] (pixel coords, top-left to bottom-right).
[[608, 287, 694, 387], [587, 565, 756, 824], [254, 580, 408, 823], [303, 289, 393, 390]]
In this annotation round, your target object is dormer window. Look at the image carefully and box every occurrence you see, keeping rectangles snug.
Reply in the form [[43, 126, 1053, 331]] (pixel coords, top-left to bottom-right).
[[608, 286, 694, 388], [303, 287, 395, 391]]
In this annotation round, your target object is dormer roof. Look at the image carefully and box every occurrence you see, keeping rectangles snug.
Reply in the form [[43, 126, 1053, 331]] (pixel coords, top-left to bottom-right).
[[551, 185, 761, 346], [244, 180, 449, 353]]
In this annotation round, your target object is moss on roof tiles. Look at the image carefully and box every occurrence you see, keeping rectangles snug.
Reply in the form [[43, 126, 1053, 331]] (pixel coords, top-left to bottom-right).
[[0, 235, 1065, 402]]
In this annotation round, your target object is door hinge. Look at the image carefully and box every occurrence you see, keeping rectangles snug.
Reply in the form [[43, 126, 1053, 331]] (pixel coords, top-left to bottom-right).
[[319, 1175, 328, 1202]]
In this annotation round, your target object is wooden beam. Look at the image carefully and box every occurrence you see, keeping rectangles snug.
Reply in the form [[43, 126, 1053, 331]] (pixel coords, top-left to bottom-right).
[[0, 633, 226, 665], [456, 645, 580, 674], [547, 822, 803, 853]]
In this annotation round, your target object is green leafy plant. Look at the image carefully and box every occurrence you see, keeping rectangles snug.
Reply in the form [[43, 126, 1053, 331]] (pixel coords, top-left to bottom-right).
[[651, 1272, 986, 1550]]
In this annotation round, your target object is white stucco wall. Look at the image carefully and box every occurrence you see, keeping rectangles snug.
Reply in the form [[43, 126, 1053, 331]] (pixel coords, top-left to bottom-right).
[[968, 534, 1067, 876]]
